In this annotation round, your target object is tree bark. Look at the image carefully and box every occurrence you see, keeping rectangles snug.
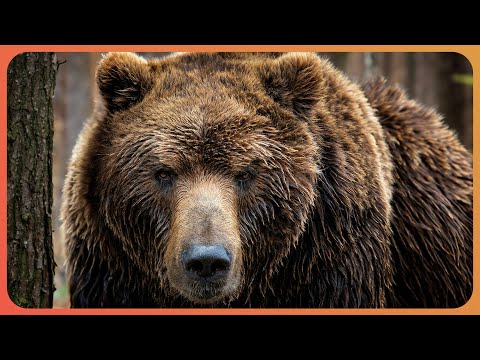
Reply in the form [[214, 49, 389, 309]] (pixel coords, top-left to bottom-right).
[[7, 52, 57, 308]]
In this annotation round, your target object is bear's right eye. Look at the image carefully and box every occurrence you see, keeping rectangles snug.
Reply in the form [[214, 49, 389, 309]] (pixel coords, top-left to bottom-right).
[[155, 167, 176, 188]]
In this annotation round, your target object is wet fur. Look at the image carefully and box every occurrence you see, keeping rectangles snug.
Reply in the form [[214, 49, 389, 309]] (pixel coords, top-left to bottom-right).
[[61, 52, 472, 308]]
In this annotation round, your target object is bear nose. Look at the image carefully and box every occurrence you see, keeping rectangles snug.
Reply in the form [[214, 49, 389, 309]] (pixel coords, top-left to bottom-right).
[[182, 245, 231, 280]]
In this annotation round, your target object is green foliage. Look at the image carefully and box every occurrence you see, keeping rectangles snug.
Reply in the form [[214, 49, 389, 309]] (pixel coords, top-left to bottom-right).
[[452, 73, 473, 85]]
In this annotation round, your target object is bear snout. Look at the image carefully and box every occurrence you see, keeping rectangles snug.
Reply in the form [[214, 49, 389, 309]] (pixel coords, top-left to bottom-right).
[[182, 244, 231, 282], [165, 177, 243, 303]]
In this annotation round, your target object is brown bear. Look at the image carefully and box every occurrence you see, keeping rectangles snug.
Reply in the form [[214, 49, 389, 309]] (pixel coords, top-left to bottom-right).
[[61, 52, 473, 308]]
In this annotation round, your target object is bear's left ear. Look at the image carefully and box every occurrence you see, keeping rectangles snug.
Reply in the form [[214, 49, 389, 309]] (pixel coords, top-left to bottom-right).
[[258, 53, 323, 120], [96, 52, 154, 113]]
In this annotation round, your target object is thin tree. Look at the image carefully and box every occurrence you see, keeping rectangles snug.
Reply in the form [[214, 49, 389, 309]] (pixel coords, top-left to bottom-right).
[[7, 52, 57, 307]]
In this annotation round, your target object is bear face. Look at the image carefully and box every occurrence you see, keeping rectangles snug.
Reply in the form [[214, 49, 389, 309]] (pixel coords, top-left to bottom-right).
[[81, 52, 323, 304], [63, 51, 474, 309]]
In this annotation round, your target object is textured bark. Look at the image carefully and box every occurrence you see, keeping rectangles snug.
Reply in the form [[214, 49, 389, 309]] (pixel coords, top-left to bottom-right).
[[7, 52, 57, 308]]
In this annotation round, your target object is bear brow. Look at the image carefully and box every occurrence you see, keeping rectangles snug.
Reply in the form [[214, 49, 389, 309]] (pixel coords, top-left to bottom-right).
[[176, 54, 232, 73]]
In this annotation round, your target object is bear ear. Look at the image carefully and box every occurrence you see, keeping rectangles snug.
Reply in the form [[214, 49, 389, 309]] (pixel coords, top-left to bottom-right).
[[96, 52, 154, 113], [259, 53, 323, 119]]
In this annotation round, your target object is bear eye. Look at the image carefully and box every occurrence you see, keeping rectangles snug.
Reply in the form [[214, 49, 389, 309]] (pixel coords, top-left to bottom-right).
[[155, 167, 176, 187], [237, 172, 252, 182], [235, 167, 257, 190]]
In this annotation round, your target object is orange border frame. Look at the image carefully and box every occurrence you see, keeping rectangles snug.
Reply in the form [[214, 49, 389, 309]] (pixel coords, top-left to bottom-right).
[[0, 45, 478, 315]]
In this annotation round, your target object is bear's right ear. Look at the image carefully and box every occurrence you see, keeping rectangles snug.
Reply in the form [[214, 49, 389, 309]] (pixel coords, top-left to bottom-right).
[[96, 52, 154, 113]]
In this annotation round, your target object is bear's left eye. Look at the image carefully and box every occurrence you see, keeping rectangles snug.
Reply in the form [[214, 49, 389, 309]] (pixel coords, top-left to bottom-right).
[[235, 167, 257, 190]]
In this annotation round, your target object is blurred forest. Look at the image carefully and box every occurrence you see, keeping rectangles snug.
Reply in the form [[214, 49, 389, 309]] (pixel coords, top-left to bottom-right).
[[52, 52, 473, 308]]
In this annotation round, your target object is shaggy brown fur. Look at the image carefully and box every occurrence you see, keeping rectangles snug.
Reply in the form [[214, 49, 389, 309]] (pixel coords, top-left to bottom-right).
[[61, 52, 472, 308], [363, 80, 473, 307]]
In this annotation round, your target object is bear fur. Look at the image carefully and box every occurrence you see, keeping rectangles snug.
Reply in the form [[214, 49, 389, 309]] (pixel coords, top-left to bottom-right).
[[61, 52, 473, 308]]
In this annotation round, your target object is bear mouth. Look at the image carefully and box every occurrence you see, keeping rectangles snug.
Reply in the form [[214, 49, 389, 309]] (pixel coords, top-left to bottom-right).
[[180, 279, 228, 304], [192, 281, 223, 299], [169, 271, 241, 305]]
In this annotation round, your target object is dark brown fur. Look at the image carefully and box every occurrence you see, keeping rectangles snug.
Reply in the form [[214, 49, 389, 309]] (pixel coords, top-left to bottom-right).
[[61, 52, 472, 308], [362, 79, 473, 307]]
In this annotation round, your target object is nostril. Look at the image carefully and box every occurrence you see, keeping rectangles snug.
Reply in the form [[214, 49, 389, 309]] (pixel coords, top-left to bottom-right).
[[186, 259, 204, 274], [182, 244, 231, 280], [211, 259, 229, 273]]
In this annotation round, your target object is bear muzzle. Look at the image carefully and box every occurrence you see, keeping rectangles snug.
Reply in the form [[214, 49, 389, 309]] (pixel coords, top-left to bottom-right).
[[165, 177, 242, 303], [182, 244, 231, 283], [168, 242, 237, 303]]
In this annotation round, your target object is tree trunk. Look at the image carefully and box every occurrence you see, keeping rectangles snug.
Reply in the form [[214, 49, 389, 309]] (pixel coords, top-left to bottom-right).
[[7, 52, 57, 308]]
